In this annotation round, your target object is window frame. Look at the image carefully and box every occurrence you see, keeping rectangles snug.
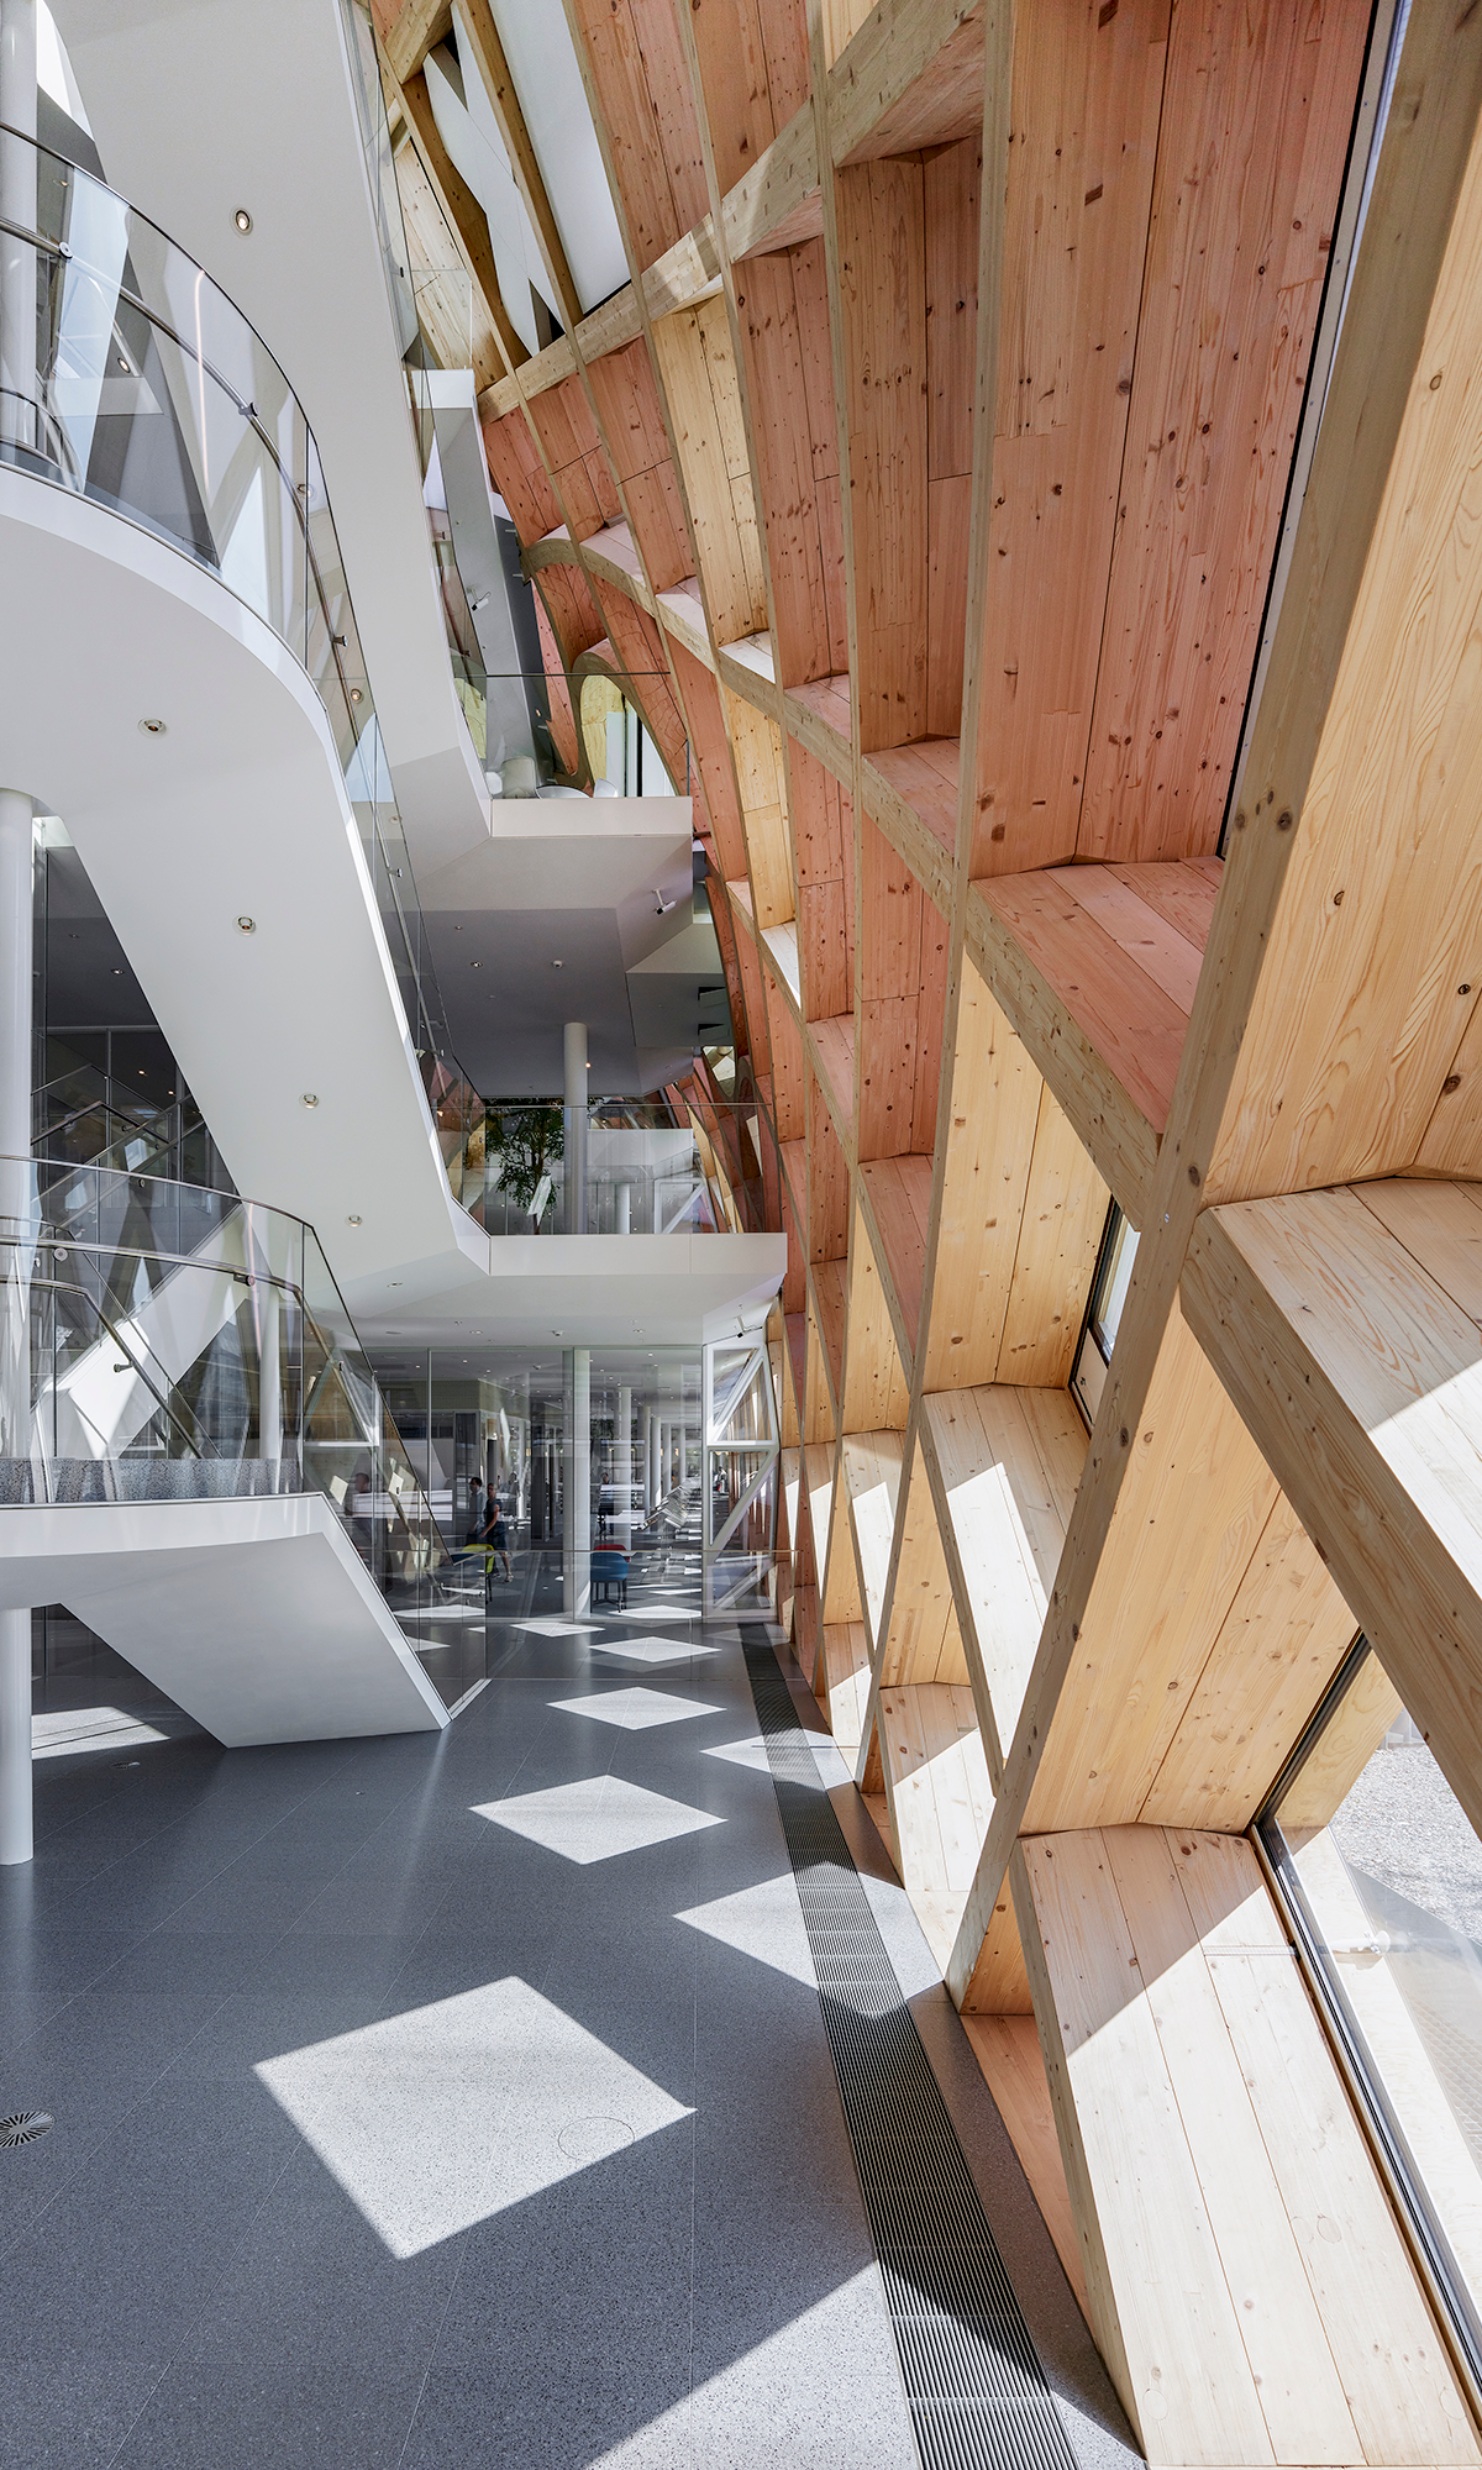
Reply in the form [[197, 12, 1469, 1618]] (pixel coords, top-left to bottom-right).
[[1253, 1636, 1482, 2413]]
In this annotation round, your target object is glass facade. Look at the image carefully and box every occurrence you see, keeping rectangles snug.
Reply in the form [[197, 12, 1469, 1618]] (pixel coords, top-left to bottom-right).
[[1260, 1643, 1482, 2391], [373, 1337, 780, 1640], [1070, 1203, 1140, 1427]]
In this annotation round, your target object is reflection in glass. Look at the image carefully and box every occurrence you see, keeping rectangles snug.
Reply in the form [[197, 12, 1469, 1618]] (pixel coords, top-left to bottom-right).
[[0, 1157, 470, 1709], [1071, 1204, 1140, 1427], [0, 125, 460, 1081], [428, 1091, 779, 1242], [1260, 1643, 1482, 2388]]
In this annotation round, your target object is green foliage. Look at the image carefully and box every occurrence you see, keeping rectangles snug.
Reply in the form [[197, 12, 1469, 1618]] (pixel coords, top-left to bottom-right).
[[493, 1106, 564, 1218]]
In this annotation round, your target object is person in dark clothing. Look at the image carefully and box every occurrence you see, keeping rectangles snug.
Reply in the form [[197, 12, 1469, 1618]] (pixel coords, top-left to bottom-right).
[[486, 1499, 512, 1585]]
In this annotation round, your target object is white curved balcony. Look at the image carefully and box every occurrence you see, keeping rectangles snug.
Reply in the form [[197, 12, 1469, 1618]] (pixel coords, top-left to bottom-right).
[[0, 126, 784, 1343]]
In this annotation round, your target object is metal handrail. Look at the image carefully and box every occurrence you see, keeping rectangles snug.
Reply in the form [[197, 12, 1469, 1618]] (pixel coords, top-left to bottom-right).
[[27, 1271, 216, 1462]]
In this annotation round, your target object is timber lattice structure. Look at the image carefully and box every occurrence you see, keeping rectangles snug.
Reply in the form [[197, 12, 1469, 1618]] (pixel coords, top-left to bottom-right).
[[376, 0, 1482, 2456]]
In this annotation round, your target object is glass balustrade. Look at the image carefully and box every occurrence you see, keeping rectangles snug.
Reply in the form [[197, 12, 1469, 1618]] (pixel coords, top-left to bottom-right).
[[0, 1157, 480, 1706], [34, 1052, 225, 1191], [423, 1089, 779, 1239], [0, 121, 742, 1275], [0, 119, 455, 1071]]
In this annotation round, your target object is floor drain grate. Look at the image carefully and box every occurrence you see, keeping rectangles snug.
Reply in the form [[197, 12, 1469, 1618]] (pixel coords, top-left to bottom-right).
[[745, 1641, 1078, 2470], [0, 2111, 54, 2148]]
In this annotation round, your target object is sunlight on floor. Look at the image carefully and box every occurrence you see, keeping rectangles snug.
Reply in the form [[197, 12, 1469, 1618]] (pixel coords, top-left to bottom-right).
[[254, 1978, 693, 2258], [473, 1773, 724, 1863], [675, 1875, 817, 1987], [31, 1706, 169, 1758], [551, 1686, 723, 1731]]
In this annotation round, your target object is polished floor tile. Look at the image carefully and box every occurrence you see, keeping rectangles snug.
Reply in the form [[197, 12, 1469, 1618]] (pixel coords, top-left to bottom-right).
[[0, 1608, 1081, 2470], [550, 1686, 724, 1731], [472, 1774, 724, 1864]]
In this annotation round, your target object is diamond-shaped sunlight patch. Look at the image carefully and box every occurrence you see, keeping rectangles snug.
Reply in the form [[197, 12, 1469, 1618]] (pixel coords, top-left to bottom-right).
[[255, 1979, 691, 2258]]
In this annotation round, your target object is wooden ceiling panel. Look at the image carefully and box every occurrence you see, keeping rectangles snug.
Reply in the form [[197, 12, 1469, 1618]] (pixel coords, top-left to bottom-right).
[[733, 241, 849, 688], [481, 405, 559, 543], [582, 338, 694, 590], [687, 0, 810, 196], [526, 374, 623, 540], [1075, 0, 1369, 864], [567, 0, 709, 264], [650, 298, 770, 644], [968, 0, 1168, 880], [857, 814, 949, 1161], [786, 742, 855, 1024]]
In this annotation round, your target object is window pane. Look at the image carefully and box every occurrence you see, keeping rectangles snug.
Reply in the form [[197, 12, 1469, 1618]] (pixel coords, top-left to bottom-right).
[[1091, 1210, 1139, 1358], [1267, 1647, 1482, 2355]]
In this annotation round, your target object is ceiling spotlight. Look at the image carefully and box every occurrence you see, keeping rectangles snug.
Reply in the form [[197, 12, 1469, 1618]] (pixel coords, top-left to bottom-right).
[[234, 207, 253, 233], [389, 1280, 402, 1289], [301, 1092, 319, 1108], [236, 915, 256, 934], [116, 354, 130, 374], [138, 717, 166, 736], [347, 1214, 362, 1225], [350, 687, 363, 704], [550, 958, 563, 969]]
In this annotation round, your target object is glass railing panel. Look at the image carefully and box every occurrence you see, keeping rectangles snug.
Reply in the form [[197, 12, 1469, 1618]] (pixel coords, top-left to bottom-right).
[[0, 1160, 457, 1682], [460, 1099, 775, 1239], [3, 125, 476, 1169]]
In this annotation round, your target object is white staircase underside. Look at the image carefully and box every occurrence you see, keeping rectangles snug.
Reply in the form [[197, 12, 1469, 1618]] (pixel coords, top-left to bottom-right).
[[0, 1495, 449, 1744]]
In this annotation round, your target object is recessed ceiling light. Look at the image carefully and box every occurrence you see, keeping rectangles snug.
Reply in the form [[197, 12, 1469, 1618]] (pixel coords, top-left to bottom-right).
[[116, 354, 130, 373], [551, 959, 563, 969], [138, 717, 166, 736], [234, 207, 253, 233], [347, 1214, 362, 1225], [301, 1092, 319, 1108], [350, 687, 363, 703], [236, 915, 255, 933]]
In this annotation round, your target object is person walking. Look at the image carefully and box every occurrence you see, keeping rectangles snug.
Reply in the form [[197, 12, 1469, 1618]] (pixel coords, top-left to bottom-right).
[[486, 1496, 512, 1586]]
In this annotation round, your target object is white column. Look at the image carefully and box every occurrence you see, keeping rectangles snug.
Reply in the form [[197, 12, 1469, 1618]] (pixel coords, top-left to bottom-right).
[[0, 785, 33, 1864], [0, 0, 38, 460], [563, 1020, 587, 1234], [616, 1383, 633, 1543], [615, 1180, 632, 1234], [256, 1279, 282, 1487], [562, 1345, 590, 1615]]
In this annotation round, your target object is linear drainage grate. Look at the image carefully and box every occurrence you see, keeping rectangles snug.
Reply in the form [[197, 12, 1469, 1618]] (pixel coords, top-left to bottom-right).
[[745, 1641, 1078, 2470], [0, 2111, 53, 2148]]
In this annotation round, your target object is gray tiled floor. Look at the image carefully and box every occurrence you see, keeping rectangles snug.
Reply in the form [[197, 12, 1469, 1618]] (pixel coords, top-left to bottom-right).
[[0, 1613, 923, 2468], [0, 1606, 1138, 2470]]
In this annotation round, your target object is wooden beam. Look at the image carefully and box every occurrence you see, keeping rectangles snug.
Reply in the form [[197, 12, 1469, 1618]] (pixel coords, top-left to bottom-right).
[[394, 68, 523, 373], [455, 0, 582, 327], [1183, 1181, 1482, 1842], [721, 105, 821, 262], [381, 0, 452, 86], [828, 0, 984, 166]]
